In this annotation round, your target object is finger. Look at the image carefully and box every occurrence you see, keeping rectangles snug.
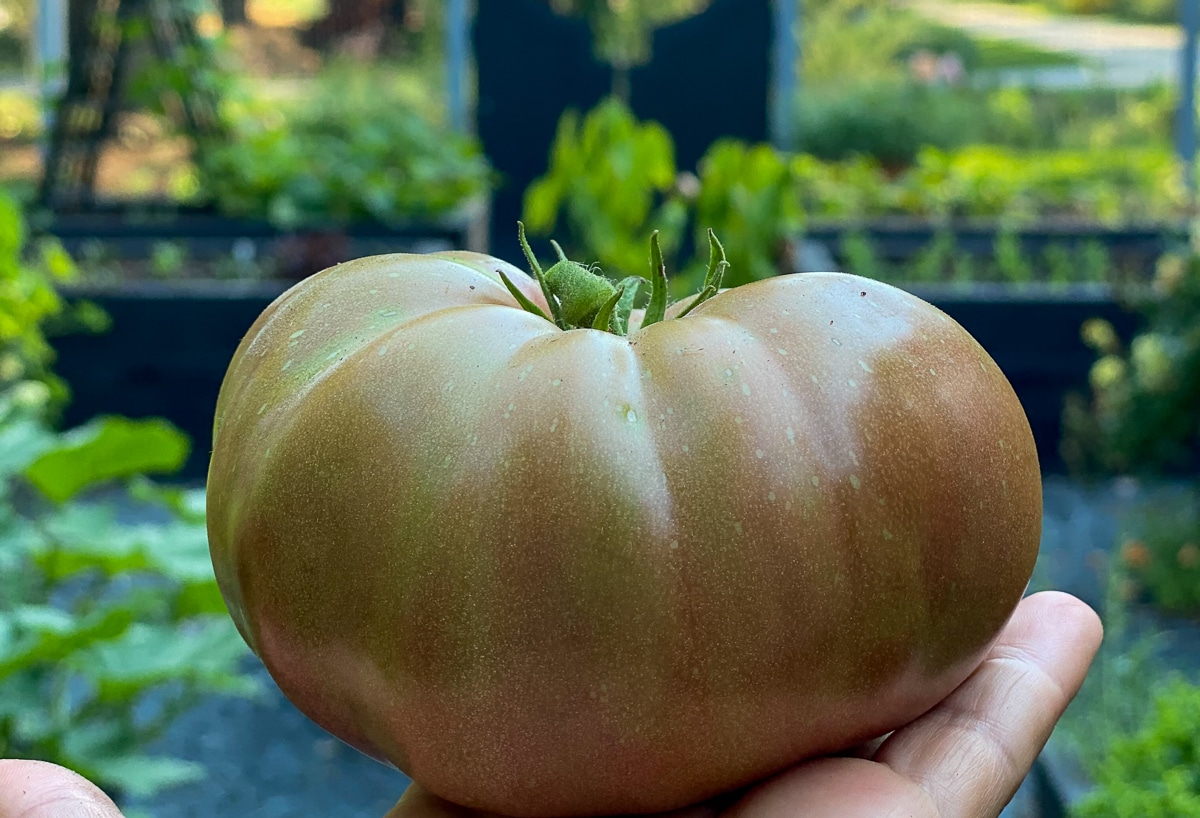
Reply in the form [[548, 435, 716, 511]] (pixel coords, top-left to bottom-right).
[[874, 591, 1103, 818], [0, 759, 125, 818], [387, 782, 724, 818], [722, 756, 938, 818]]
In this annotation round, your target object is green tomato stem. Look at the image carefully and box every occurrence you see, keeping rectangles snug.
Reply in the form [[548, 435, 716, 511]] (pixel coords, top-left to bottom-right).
[[518, 221, 565, 328], [508, 224, 726, 336], [592, 283, 626, 331], [498, 268, 553, 324], [639, 232, 668, 329]]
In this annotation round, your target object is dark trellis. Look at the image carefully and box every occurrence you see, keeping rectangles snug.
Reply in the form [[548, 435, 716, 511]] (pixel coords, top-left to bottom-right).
[[39, 0, 223, 211]]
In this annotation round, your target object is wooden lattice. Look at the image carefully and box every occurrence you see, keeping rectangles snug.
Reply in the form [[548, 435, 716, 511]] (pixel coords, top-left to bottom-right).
[[39, 0, 223, 210]]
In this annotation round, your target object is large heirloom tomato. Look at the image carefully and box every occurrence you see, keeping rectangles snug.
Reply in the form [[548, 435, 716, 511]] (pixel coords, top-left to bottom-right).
[[206, 233, 1041, 817]]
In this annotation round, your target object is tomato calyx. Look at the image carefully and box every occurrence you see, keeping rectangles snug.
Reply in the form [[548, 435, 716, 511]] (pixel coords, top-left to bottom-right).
[[497, 223, 729, 336]]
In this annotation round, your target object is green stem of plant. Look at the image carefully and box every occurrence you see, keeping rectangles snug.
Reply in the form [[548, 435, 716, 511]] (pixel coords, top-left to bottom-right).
[[510, 224, 726, 336], [639, 232, 669, 329]]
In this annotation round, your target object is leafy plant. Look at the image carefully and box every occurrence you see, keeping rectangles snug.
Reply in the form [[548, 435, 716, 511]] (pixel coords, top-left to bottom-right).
[[545, 0, 711, 69], [1114, 503, 1200, 617], [0, 188, 259, 806], [682, 140, 803, 290], [1062, 241, 1200, 476], [0, 189, 108, 406], [195, 63, 491, 228], [795, 81, 985, 166], [523, 97, 687, 280], [1053, 555, 1174, 799], [1072, 679, 1200, 817]]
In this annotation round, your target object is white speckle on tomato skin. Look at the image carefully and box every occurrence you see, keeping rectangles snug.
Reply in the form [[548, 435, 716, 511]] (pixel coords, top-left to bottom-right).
[[786, 427, 795, 443], [755, 449, 764, 459], [742, 383, 751, 396]]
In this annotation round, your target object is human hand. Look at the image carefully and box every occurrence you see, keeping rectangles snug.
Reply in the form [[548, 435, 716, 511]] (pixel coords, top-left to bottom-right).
[[0, 591, 1101, 818]]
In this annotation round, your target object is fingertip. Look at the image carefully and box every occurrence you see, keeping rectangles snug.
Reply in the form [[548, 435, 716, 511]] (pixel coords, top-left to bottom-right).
[[0, 759, 124, 818], [1014, 591, 1104, 661]]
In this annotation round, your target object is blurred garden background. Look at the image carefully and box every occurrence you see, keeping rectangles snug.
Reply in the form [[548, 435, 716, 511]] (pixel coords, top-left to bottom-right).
[[2, 0, 1200, 816]]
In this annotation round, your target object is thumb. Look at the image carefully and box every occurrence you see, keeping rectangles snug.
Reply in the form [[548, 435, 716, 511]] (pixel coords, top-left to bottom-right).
[[0, 759, 125, 818]]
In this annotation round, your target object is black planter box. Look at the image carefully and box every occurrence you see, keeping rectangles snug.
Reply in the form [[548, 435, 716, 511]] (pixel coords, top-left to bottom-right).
[[802, 219, 1187, 267], [35, 202, 489, 260], [54, 280, 289, 479]]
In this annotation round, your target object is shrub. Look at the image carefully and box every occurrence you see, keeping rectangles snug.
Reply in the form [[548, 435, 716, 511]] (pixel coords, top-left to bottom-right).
[[795, 82, 985, 166], [195, 64, 492, 228], [1073, 680, 1200, 817], [1062, 243, 1200, 476]]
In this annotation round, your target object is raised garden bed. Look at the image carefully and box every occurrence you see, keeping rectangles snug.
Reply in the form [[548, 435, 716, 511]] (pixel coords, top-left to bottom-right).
[[802, 218, 1187, 270], [33, 200, 490, 263]]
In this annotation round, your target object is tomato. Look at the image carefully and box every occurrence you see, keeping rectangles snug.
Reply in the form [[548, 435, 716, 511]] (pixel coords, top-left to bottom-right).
[[206, 233, 1041, 817]]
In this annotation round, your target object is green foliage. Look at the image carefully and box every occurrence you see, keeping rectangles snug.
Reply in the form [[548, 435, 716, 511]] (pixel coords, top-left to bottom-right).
[[546, 0, 711, 68], [796, 82, 985, 166], [524, 100, 1180, 290], [794, 83, 1172, 166], [523, 97, 687, 280], [0, 189, 259, 802], [889, 146, 1183, 224], [685, 140, 803, 289], [1073, 680, 1200, 817], [1055, 559, 1171, 784], [801, 0, 1075, 87], [0, 89, 40, 143], [0, 188, 108, 406], [1062, 243, 1200, 476], [1107, 491, 1200, 617], [196, 65, 491, 228], [832, 228, 1114, 285]]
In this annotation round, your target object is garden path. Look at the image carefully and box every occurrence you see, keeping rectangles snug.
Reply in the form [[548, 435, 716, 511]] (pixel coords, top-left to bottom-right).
[[903, 0, 1184, 87]]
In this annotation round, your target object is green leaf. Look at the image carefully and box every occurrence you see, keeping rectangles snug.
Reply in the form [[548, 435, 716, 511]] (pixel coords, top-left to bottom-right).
[[0, 604, 134, 681], [24, 417, 191, 503], [0, 413, 57, 482], [75, 619, 256, 701], [88, 755, 207, 800]]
